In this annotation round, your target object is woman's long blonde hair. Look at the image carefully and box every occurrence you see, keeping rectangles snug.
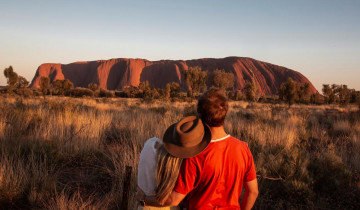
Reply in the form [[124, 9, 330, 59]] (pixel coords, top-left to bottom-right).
[[155, 145, 183, 205]]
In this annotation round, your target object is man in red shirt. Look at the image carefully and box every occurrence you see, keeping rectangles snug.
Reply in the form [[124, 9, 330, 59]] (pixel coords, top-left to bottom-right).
[[142, 88, 258, 209]]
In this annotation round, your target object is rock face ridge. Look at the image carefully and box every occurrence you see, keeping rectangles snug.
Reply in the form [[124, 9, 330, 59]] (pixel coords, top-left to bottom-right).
[[30, 57, 317, 95]]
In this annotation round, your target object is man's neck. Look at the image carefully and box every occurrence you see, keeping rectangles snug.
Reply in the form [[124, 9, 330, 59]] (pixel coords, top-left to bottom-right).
[[209, 126, 228, 140]]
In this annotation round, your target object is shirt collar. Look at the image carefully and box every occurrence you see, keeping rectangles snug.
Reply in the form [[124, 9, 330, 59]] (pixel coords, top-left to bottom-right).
[[211, 134, 230, 142]]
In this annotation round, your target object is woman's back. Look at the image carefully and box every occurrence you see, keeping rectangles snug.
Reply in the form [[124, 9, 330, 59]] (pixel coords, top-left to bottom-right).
[[137, 137, 181, 210], [138, 137, 161, 196]]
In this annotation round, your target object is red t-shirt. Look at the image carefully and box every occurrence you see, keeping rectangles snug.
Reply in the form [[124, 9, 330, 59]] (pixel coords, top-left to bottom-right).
[[173, 135, 256, 210]]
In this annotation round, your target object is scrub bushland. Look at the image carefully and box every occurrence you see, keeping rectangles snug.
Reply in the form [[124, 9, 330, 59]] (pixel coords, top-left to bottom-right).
[[0, 96, 359, 209]]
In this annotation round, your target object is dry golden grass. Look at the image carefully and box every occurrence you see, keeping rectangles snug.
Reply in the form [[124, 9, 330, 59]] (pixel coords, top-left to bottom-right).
[[0, 96, 359, 209]]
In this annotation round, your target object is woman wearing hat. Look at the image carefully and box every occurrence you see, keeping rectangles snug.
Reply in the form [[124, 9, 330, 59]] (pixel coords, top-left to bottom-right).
[[137, 116, 211, 209]]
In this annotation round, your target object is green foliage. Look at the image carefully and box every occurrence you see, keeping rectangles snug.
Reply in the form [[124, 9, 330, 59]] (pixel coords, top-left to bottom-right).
[[39, 77, 50, 99], [209, 69, 235, 90], [183, 66, 207, 98], [52, 80, 62, 95], [337, 85, 351, 105], [123, 86, 140, 98], [138, 81, 152, 100], [98, 88, 114, 98], [165, 83, 171, 99], [166, 82, 180, 98], [322, 84, 338, 104], [298, 83, 310, 103], [279, 78, 311, 106], [231, 90, 244, 101], [137, 81, 159, 101], [3, 66, 19, 88], [322, 84, 355, 105], [310, 93, 324, 105], [350, 90, 360, 104], [15, 88, 33, 98], [15, 76, 31, 98], [63, 79, 74, 92], [279, 78, 299, 106], [138, 81, 150, 92], [244, 81, 258, 102], [53, 79, 74, 96], [67, 87, 94, 97], [117, 81, 175, 101], [2, 66, 32, 97], [88, 83, 99, 92], [17, 76, 29, 89], [3, 66, 21, 93]]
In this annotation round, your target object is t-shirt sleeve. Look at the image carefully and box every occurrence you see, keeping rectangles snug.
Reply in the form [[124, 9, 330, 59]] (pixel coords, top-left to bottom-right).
[[173, 158, 198, 195], [244, 145, 257, 182]]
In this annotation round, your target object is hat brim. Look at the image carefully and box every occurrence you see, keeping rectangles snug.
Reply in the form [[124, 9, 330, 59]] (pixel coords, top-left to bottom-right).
[[162, 123, 211, 158]]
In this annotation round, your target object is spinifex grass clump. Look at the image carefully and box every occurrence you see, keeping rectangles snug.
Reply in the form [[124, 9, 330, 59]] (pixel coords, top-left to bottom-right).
[[0, 97, 359, 209]]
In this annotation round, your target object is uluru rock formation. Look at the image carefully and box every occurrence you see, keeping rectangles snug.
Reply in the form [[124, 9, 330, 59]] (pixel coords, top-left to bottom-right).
[[30, 57, 317, 95]]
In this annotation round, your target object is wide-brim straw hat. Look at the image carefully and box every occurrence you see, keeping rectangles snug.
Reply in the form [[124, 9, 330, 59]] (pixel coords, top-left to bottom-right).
[[163, 116, 211, 158]]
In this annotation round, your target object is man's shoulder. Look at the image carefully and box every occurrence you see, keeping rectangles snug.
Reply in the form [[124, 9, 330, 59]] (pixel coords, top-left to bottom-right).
[[225, 136, 249, 147], [207, 136, 251, 155]]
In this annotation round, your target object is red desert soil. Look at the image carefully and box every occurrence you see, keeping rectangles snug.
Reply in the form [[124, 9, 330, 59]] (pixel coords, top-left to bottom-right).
[[30, 57, 317, 95]]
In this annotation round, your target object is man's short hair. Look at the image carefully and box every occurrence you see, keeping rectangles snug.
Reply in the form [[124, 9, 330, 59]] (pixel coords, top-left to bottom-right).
[[197, 88, 229, 127]]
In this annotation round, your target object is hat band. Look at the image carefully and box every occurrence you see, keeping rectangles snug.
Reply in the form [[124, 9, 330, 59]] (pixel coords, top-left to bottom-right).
[[174, 128, 205, 147]]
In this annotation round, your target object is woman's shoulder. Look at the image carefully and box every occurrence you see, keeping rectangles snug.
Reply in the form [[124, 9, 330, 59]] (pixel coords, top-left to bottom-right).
[[143, 137, 162, 150]]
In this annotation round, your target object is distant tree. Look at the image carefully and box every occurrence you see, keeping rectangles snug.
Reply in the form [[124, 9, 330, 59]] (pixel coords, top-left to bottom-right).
[[337, 85, 351, 105], [279, 78, 312, 106], [234, 90, 243, 101], [138, 81, 153, 100], [53, 80, 64, 95], [244, 81, 258, 102], [3, 66, 33, 98], [350, 90, 360, 104], [279, 78, 299, 107], [310, 93, 324, 105], [88, 83, 99, 92], [15, 76, 31, 99], [15, 87, 33, 98], [39, 77, 50, 99], [209, 69, 235, 90], [16, 76, 29, 89], [165, 83, 171, 99], [123, 86, 140, 98], [167, 82, 180, 98], [298, 83, 311, 103], [138, 81, 150, 92], [150, 88, 160, 99], [3, 66, 19, 92], [53, 79, 74, 95], [68, 87, 94, 97], [322, 84, 333, 104], [98, 88, 115, 98], [63, 79, 74, 92], [184, 66, 207, 100], [322, 84, 353, 104]]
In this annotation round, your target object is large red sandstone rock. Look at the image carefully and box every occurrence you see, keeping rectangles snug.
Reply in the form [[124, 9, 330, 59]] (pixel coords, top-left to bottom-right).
[[30, 57, 317, 95]]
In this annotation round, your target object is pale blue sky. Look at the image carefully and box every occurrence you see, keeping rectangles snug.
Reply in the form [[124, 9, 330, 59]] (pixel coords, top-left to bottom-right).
[[1, 0, 359, 91]]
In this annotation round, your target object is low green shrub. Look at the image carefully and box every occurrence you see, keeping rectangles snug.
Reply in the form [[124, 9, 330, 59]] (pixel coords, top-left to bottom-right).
[[98, 88, 115, 98], [66, 87, 94, 97]]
